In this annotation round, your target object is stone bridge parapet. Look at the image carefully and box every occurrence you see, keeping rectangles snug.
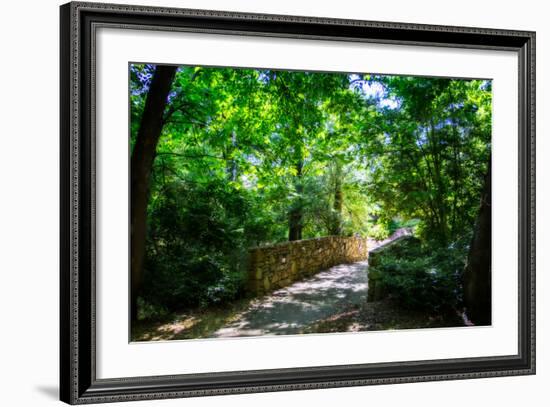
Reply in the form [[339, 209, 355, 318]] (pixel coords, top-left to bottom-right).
[[248, 236, 368, 296]]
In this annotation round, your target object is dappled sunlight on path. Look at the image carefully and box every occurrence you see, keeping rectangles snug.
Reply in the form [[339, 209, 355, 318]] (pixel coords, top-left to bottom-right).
[[213, 261, 369, 337], [131, 229, 416, 341]]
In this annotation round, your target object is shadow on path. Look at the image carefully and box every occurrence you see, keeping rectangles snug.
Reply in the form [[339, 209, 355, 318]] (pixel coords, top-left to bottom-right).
[[213, 261, 369, 337]]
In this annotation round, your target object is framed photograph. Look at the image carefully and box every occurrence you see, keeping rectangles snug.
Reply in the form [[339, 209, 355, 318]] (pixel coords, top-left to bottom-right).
[[60, 1, 535, 404]]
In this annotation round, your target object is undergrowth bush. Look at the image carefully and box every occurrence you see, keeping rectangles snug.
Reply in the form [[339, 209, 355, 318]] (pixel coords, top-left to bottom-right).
[[370, 237, 466, 313], [136, 297, 171, 321], [139, 180, 261, 315]]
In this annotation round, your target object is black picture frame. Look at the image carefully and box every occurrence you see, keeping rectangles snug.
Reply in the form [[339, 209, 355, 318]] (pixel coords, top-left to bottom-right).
[[60, 1, 536, 404]]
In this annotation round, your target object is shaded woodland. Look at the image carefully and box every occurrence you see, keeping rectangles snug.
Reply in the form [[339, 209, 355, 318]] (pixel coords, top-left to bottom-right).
[[130, 64, 492, 333]]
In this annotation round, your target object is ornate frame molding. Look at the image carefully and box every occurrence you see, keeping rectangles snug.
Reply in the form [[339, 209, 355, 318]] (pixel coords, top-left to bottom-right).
[[60, 2, 535, 404]]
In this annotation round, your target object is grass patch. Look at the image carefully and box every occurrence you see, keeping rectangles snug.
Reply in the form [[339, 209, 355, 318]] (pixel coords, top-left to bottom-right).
[[131, 297, 254, 341]]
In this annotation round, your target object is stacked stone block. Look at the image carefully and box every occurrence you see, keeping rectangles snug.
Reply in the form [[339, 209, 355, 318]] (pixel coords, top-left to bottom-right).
[[248, 236, 368, 296]]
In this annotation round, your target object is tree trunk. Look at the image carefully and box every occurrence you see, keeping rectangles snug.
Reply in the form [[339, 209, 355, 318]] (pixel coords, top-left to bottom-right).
[[288, 160, 303, 241], [463, 162, 491, 325], [226, 130, 238, 181], [288, 210, 303, 241], [330, 161, 343, 235], [130, 65, 177, 322]]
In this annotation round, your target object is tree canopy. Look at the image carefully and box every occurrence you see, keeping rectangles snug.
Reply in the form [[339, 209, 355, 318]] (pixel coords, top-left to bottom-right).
[[130, 64, 491, 321]]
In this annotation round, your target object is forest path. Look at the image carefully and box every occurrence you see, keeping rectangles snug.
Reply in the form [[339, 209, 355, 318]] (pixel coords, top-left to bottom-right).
[[213, 260, 370, 337], [130, 229, 416, 341], [213, 228, 413, 338]]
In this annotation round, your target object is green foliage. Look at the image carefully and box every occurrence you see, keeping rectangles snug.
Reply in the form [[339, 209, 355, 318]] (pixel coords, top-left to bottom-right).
[[142, 180, 253, 310], [370, 237, 467, 313], [137, 297, 171, 321], [368, 223, 391, 240], [130, 64, 491, 318], [364, 76, 491, 243]]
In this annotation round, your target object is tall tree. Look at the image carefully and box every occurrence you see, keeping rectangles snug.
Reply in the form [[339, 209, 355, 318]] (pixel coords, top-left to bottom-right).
[[365, 76, 491, 242], [327, 159, 344, 235], [463, 163, 491, 325], [288, 157, 304, 240], [130, 65, 177, 321]]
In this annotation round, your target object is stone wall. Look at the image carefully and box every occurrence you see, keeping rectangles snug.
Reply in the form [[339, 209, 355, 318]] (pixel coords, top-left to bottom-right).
[[248, 236, 368, 296]]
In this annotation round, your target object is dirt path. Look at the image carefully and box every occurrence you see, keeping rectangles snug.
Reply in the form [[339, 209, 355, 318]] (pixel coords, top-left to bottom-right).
[[213, 261, 370, 337], [132, 228, 419, 341], [212, 228, 414, 338]]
